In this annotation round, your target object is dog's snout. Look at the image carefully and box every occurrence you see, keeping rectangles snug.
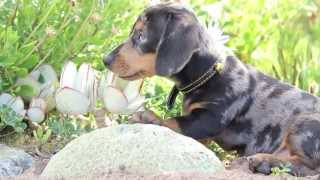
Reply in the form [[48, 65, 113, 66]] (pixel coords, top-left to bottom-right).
[[103, 53, 115, 68]]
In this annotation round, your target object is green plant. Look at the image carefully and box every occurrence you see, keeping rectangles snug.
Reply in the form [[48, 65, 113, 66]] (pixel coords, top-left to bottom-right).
[[0, 104, 27, 133], [0, 0, 147, 93], [0, 0, 146, 139], [143, 77, 182, 119], [46, 115, 93, 138], [218, 0, 320, 93], [33, 126, 52, 145], [271, 163, 292, 176], [207, 141, 237, 161]]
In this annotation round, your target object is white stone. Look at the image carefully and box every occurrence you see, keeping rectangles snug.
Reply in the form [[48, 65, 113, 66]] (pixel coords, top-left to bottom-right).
[[42, 124, 224, 178], [0, 144, 33, 176]]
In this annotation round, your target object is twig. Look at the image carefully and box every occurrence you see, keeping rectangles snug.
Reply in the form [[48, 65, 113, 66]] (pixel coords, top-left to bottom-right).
[[17, 34, 49, 66], [0, 129, 15, 138], [9, 1, 19, 27], [272, 65, 281, 80], [66, 22, 100, 61], [21, 0, 59, 47], [60, 1, 96, 62], [31, 48, 54, 72], [35, 146, 51, 159], [3, 1, 19, 48]]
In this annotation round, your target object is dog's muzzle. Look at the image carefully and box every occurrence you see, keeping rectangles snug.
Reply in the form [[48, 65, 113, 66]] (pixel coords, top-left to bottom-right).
[[103, 53, 115, 69]]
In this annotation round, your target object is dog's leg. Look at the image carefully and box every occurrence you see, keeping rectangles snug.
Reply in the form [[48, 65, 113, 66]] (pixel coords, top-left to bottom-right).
[[130, 109, 228, 140], [248, 116, 320, 176], [130, 110, 182, 132], [247, 152, 317, 176]]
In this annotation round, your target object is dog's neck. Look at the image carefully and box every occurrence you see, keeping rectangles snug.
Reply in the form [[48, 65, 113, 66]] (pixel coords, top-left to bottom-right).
[[165, 28, 229, 109], [170, 51, 222, 90], [170, 25, 228, 90]]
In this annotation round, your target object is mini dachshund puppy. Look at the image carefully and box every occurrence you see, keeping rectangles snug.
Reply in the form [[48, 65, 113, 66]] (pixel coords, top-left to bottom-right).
[[103, 3, 320, 176]]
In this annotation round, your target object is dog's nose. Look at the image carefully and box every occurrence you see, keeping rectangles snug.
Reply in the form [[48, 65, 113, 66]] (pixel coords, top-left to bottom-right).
[[103, 53, 115, 68]]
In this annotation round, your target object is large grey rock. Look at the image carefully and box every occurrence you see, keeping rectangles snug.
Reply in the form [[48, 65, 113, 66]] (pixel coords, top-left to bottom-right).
[[0, 144, 33, 176], [42, 124, 224, 178]]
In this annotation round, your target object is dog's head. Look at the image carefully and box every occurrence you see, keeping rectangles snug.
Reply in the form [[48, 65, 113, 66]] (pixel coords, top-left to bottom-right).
[[103, 3, 202, 80]]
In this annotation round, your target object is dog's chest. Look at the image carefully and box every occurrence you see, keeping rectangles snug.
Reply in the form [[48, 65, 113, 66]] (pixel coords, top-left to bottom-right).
[[213, 118, 254, 152]]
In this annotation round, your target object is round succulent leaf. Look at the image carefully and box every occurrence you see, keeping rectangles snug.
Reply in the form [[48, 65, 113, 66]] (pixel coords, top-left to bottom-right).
[[75, 63, 91, 95], [30, 98, 47, 112], [114, 77, 129, 90], [38, 64, 58, 85], [103, 86, 128, 114], [39, 84, 56, 112], [85, 65, 96, 103], [125, 95, 145, 115], [16, 76, 41, 100], [29, 69, 41, 81], [106, 71, 115, 85], [88, 77, 98, 111], [0, 93, 15, 106], [55, 87, 90, 115], [27, 107, 45, 123], [123, 79, 143, 103], [98, 72, 108, 99], [60, 61, 77, 89], [9, 96, 25, 116]]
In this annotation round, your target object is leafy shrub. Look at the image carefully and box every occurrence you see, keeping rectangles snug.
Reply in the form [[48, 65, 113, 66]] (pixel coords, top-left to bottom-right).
[[0, 0, 146, 137], [143, 77, 182, 119], [219, 0, 320, 92], [0, 0, 146, 94], [46, 114, 93, 138]]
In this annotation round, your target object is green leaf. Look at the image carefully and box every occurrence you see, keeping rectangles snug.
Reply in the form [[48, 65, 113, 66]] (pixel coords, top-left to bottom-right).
[[15, 84, 36, 99], [0, 55, 13, 66], [15, 68, 29, 77], [0, 105, 27, 133], [18, 54, 39, 70], [5, 27, 19, 44], [38, 74, 45, 84]]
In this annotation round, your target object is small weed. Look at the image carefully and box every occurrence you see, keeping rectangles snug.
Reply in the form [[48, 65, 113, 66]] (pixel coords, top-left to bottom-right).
[[271, 163, 292, 176], [33, 126, 52, 145], [46, 115, 93, 139]]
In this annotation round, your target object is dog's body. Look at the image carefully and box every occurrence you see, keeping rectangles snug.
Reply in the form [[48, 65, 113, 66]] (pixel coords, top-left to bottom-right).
[[182, 55, 320, 155], [104, 3, 320, 176]]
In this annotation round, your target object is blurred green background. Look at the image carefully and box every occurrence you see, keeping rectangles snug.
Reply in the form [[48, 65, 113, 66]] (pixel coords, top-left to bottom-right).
[[1, 0, 319, 115], [0, 0, 319, 155]]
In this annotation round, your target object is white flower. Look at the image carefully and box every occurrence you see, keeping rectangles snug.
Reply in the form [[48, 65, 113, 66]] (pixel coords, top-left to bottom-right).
[[45, 26, 56, 37]]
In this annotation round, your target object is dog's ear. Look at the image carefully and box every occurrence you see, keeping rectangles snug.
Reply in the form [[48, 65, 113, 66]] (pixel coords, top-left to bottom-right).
[[156, 14, 200, 76]]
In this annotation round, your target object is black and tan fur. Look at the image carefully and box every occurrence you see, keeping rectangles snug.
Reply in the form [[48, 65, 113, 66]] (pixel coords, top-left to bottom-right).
[[103, 3, 320, 176]]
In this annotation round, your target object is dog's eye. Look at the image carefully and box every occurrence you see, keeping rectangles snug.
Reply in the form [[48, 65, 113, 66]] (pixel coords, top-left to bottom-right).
[[137, 31, 143, 41], [132, 30, 144, 46]]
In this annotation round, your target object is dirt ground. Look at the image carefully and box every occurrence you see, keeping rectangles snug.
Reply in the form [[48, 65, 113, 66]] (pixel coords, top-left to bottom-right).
[[8, 155, 319, 180], [1, 132, 319, 180]]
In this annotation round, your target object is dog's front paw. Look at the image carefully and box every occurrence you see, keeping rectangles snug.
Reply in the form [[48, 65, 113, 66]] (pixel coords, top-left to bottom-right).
[[248, 155, 272, 175], [130, 110, 162, 125], [247, 154, 288, 175]]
